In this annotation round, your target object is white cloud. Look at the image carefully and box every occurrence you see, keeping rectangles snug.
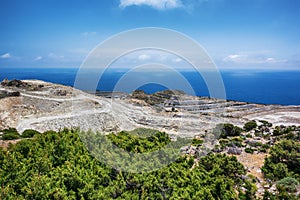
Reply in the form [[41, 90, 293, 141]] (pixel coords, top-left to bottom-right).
[[138, 54, 151, 60], [223, 54, 248, 63], [173, 58, 182, 63], [48, 53, 64, 60], [223, 53, 288, 64], [265, 57, 288, 63], [119, 0, 183, 10], [0, 53, 11, 59], [34, 56, 43, 61]]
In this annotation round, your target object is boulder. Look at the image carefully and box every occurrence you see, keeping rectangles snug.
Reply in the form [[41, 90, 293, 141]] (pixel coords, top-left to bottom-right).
[[227, 147, 242, 155]]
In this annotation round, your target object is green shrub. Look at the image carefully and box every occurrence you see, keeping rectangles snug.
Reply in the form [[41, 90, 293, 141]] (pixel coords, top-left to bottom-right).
[[219, 139, 229, 149], [231, 137, 244, 142], [259, 144, 270, 153], [2, 133, 21, 140], [244, 121, 257, 131], [248, 141, 262, 147], [254, 131, 263, 137], [262, 140, 300, 181], [192, 139, 204, 146], [276, 177, 299, 193], [107, 129, 171, 153], [272, 128, 282, 136], [245, 148, 255, 154], [1, 128, 18, 135], [216, 123, 243, 139], [1, 128, 20, 140], [22, 129, 40, 138], [259, 120, 272, 127]]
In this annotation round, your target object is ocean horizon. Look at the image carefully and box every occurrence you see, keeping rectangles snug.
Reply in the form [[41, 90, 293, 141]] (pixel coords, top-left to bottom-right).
[[0, 67, 299, 106]]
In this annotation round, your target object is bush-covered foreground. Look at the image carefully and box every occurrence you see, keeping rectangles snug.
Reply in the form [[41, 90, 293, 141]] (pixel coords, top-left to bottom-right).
[[260, 139, 300, 200], [0, 128, 256, 199]]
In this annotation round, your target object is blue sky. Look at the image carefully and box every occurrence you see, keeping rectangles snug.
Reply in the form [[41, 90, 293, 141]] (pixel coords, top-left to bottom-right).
[[0, 0, 299, 70]]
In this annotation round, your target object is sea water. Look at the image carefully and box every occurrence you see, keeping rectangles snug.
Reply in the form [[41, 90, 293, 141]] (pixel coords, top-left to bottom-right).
[[0, 67, 299, 105]]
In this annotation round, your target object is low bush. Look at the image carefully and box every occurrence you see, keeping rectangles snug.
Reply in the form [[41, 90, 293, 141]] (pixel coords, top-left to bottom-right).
[[248, 141, 262, 147], [276, 177, 299, 193], [259, 144, 270, 153], [192, 139, 204, 146], [258, 120, 272, 127], [244, 121, 257, 131], [1, 128, 20, 140], [2, 133, 21, 140], [245, 148, 255, 154], [215, 123, 243, 139], [22, 129, 40, 138]]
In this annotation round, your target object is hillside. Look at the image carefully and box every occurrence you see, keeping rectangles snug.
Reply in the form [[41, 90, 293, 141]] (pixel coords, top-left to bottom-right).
[[0, 79, 299, 136], [0, 79, 300, 199]]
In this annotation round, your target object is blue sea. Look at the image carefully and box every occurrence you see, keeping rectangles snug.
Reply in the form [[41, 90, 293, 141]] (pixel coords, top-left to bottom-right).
[[0, 67, 299, 105]]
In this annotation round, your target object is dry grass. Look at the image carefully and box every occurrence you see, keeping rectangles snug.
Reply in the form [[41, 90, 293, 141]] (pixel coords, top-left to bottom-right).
[[235, 152, 267, 179]]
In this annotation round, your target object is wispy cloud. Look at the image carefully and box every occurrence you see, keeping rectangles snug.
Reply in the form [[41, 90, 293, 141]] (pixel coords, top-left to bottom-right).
[[223, 53, 288, 64], [34, 56, 43, 61], [223, 54, 248, 63], [0, 53, 11, 59], [173, 58, 182, 63], [119, 0, 183, 10], [48, 53, 65, 61], [264, 57, 288, 64]]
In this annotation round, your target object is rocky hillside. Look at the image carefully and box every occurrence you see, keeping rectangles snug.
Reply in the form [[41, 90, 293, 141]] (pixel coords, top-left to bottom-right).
[[0, 79, 299, 136]]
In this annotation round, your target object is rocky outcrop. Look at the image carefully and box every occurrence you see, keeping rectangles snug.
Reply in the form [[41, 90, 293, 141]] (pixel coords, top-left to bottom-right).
[[1, 79, 44, 91], [227, 147, 242, 155], [0, 90, 20, 99]]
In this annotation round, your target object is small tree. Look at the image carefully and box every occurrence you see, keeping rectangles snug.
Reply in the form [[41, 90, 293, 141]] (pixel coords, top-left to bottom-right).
[[216, 123, 243, 139], [276, 177, 299, 193], [1, 128, 20, 140], [262, 140, 300, 181], [244, 121, 257, 131]]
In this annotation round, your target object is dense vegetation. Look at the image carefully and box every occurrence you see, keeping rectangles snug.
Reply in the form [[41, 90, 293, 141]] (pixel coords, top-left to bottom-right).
[[1, 120, 299, 199], [262, 140, 300, 181], [0, 128, 40, 140], [262, 140, 300, 200], [0, 128, 254, 199], [106, 128, 171, 153]]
